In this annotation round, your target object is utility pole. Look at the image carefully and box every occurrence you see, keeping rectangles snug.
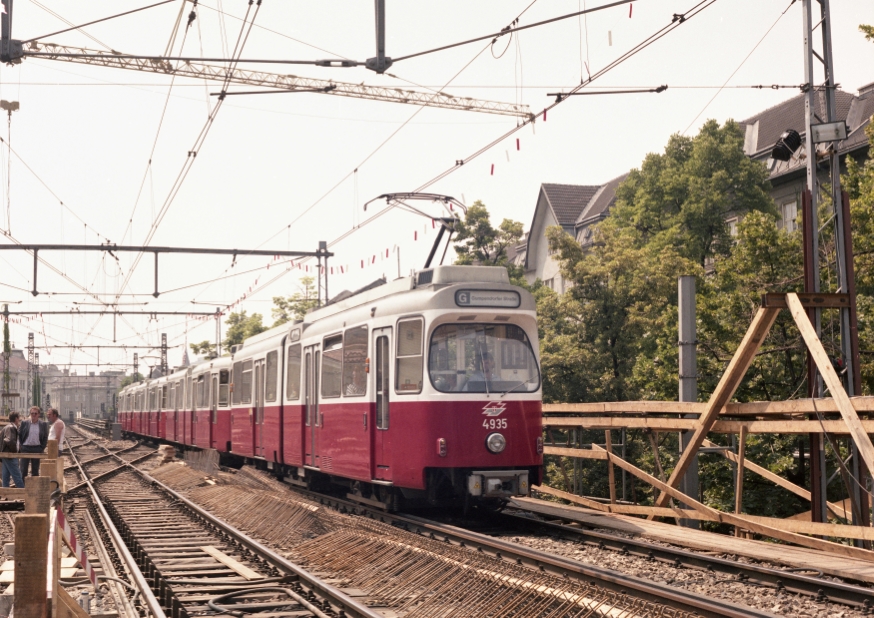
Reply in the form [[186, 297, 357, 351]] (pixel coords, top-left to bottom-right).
[[678, 276, 699, 529], [26, 332, 33, 409], [800, 0, 865, 531], [1, 304, 10, 415], [160, 333, 168, 375], [133, 353, 139, 383]]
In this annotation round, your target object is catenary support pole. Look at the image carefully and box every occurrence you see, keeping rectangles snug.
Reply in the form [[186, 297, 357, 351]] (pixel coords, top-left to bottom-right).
[[678, 275, 699, 528]]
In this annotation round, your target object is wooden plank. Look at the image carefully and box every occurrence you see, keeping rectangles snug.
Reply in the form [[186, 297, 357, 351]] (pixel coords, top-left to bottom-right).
[[529, 487, 874, 541], [47, 440, 58, 459], [56, 586, 91, 618], [788, 292, 874, 482], [14, 514, 48, 618], [0, 453, 46, 459], [701, 438, 851, 521], [543, 417, 874, 434], [604, 430, 616, 504], [199, 546, 262, 581], [761, 292, 850, 309], [543, 446, 608, 460], [543, 395, 874, 416], [603, 447, 874, 561], [513, 496, 874, 581], [735, 425, 748, 537], [24, 476, 50, 516]]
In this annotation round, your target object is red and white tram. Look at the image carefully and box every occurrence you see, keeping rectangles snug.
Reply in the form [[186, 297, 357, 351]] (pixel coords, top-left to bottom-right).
[[120, 265, 543, 507]]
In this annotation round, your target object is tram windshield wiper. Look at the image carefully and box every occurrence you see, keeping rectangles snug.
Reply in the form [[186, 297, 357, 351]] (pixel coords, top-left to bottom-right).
[[499, 377, 536, 398]]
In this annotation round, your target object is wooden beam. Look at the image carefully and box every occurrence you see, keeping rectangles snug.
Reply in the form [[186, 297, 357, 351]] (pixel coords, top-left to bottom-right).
[[735, 425, 748, 537], [14, 514, 48, 618], [47, 440, 58, 459], [544, 446, 608, 460], [701, 438, 850, 520], [787, 292, 874, 481], [605, 430, 616, 504], [542, 395, 874, 416], [603, 447, 874, 560], [24, 476, 50, 516], [543, 417, 874, 435], [761, 292, 850, 309], [529, 487, 874, 541]]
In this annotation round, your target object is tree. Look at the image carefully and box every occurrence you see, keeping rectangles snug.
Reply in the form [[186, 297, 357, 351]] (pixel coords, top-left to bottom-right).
[[272, 276, 318, 326], [861, 24, 874, 42], [453, 200, 525, 283], [844, 120, 874, 393], [609, 120, 774, 267], [32, 375, 41, 407], [189, 341, 217, 357], [119, 373, 144, 389], [223, 310, 267, 349]]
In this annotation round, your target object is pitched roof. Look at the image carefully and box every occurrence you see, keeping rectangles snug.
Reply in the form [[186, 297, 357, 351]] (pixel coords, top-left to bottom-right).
[[575, 172, 629, 228], [739, 89, 858, 158], [540, 183, 601, 226]]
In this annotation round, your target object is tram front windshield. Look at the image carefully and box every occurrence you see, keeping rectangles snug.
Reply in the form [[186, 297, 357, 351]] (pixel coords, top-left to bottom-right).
[[429, 323, 540, 394]]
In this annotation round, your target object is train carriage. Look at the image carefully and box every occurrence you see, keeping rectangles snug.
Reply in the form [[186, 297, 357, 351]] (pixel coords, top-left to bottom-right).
[[119, 265, 543, 508], [229, 327, 286, 460]]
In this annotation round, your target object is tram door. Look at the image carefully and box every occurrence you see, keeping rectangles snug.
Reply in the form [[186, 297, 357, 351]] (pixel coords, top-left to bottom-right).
[[373, 328, 392, 481], [254, 359, 265, 457], [303, 346, 320, 467], [210, 373, 219, 449]]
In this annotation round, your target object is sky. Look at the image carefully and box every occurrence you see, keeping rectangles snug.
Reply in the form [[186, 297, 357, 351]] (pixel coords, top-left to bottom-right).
[[0, 0, 871, 373]]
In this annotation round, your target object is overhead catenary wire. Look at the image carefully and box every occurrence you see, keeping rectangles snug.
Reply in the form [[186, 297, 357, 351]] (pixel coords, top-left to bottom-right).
[[22, 0, 177, 44], [682, 1, 793, 134]]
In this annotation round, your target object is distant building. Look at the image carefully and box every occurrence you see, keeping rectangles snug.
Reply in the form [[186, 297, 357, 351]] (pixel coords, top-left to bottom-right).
[[43, 369, 125, 419], [517, 83, 874, 289]]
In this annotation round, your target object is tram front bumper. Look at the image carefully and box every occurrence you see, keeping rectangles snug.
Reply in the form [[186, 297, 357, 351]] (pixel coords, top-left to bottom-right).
[[467, 470, 529, 498]]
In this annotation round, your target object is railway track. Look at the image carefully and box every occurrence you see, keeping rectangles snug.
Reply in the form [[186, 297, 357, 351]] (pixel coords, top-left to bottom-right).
[[66, 426, 383, 618], [90, 432, 874, 616]]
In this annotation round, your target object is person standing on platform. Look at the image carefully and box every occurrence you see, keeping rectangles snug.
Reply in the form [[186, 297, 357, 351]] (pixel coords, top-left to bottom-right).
[[1, 412, 25, 488], [47, 408, 66, 454], [19, 406, 48, 477]]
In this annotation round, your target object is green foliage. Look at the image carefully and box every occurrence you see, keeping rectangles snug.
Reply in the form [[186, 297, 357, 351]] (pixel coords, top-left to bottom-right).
[[609, 120, 774, 267], [861, 24, 874, 42], [272, 276, 318, 326], [119, 373, 144, 389], [32, 375, 41, 407], [539, 120, 824, 516], [189, 341, 217, 357], [223, 310, 267, 349], [453, 201, 526, 284], [844, 121, 874, 393]]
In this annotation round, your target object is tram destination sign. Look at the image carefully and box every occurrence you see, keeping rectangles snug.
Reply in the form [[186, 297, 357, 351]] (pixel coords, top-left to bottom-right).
[[455, 290, 521, 308]]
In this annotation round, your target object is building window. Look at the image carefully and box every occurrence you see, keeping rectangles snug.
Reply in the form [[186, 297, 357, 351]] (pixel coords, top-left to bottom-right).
[[544, 278, 554, 290], [782, 201, 798, 233], [727, 217, 739, 237]]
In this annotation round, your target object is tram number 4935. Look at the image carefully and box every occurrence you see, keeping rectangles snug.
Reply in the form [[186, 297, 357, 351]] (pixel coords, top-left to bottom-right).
[[483, 418, 508, 429]]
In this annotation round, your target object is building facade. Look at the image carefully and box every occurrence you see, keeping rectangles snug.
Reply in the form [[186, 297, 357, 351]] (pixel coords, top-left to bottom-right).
[[516, 84, 874, 287]]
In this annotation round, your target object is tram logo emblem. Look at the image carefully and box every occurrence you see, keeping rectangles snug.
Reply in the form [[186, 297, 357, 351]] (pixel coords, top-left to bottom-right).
[[482, 402, 506, 417]]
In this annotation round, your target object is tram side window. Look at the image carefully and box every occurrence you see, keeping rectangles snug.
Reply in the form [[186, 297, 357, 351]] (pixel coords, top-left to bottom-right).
[[232, 362, 243, 405], [195, 375, 205, 408], [169, 385, 175, 410], [265, 351, 278, 402], [241, 360, 254, 404], [342, 326, 367, 397], [161, 386, 169, 410], [149, 388, 156, 411], [219, 370, 230, 406], [396, 318, 424, 394], [286, 344, 302, 400], [321, 335, 343, 398]]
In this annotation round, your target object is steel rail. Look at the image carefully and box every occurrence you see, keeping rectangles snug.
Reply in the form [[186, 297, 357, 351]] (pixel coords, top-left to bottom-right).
[[497, 507, 874, 609], [66, 433, 168, 618], [68, 427, 383, 618], [287, 488, 775, 618]]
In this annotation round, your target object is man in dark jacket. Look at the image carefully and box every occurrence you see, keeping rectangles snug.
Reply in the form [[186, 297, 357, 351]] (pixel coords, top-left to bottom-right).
[[1, 412, 24, 488], [19, 406, 49, 477]]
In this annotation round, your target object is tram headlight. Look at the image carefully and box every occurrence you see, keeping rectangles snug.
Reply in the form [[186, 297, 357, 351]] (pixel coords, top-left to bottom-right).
[[486, 432, 506, 454]]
